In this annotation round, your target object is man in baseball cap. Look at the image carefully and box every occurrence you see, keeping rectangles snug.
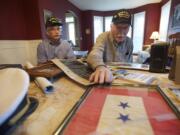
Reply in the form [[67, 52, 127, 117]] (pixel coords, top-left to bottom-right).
[[45, 17, 63, 28], [87, 9, 133, 84], [112, 9, 132, 25], [37, 16, 75, 64]]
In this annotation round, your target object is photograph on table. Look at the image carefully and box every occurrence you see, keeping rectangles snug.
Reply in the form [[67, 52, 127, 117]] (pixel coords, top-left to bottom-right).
[[55, 84, 180, 135]]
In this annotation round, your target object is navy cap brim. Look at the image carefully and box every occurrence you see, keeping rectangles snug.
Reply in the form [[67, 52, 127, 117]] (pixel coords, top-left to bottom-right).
[[112, 9, 132, 26], [46, 22, 63, 28], [112, 19, 131, 25]]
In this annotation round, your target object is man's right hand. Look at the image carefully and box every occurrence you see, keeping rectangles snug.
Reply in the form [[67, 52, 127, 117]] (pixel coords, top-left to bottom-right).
[[89, 66, 113, 84]]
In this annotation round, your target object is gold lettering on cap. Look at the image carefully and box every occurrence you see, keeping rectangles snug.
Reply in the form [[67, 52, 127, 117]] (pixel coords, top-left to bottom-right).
[[118, 11, 130, 18]]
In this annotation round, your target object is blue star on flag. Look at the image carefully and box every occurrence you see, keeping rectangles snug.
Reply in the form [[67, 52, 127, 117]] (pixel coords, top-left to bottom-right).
[[118, 102, 130, 109], [117, 113, 131, 122]]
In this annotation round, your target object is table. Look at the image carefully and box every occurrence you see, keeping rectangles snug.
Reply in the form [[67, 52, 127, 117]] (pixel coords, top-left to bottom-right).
[[13, 76, 86, 135], [13, 70, 180, 135]]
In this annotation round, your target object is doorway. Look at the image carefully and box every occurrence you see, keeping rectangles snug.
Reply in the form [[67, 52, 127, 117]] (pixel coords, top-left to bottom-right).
[[65, 11, 80, 50]]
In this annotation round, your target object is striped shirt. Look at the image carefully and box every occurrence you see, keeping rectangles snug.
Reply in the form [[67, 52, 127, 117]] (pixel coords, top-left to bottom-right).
[[37, 39, 76, 64], [87, 31, 133, 69]]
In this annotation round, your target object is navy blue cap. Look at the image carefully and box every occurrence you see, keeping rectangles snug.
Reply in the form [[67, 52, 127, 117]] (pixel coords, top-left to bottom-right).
[[112, 9, 132, 25], [45, 17, 62, 28]]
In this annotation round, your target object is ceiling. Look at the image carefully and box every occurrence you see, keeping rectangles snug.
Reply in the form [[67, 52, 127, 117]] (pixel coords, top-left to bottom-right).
[[68, 0, 162, 11]]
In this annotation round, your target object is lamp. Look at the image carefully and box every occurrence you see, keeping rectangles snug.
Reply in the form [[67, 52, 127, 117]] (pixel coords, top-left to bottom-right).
[[150, 31, 159, 43]]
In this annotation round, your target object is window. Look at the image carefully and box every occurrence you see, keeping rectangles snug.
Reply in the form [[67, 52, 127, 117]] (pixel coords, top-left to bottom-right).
[[93, 16, 104, 43], [68, 23, 75, 45], [127, 26, 132, 38], [65, 16, 74, 23], [159, 0, 171, 41], [133, 11, 146, 53], [65, 16, 76, 45], [105, 16, 113, 31]]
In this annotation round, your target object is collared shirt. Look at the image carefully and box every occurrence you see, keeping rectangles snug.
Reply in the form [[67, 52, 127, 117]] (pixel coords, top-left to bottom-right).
[[37, 39, 76, 63], [87, 31, 133, 69]]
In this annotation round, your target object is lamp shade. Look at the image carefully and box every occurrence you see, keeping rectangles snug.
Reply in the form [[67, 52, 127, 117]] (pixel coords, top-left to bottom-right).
[[150, 31, 159, 40]]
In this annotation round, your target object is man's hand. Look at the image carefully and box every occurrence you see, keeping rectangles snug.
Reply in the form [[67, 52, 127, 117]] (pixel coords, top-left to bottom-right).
[[89, 66, 113, 84]]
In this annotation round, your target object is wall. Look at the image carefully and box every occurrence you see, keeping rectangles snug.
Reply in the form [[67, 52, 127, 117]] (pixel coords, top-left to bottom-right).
[[0, 0, 42, 64], [81, 11, 94, 50], [132, 3, 161, 45], [0, 0, 41, 40], [0, 0, 82, 41], [0, 0, 82, 64], [37, 0, 83, 48], [22, 0, 42, 40], [81, 10, 112, 51], [0, 0, 179, 64], [81, 0, 180, 51], [81, 3, 161, 51]]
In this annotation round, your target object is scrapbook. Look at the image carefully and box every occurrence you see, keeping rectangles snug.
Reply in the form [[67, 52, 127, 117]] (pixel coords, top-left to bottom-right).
[[26, 61, 63, 80], [52, 59, 94, 86]]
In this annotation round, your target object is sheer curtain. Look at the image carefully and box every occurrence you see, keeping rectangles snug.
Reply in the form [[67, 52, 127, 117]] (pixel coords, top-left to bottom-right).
[[159, 0, 171, 41], [133, 11, 146, 53], [105, 16, 113, 31], [65, 16, 76, 45], [93, 16, 104, 43]]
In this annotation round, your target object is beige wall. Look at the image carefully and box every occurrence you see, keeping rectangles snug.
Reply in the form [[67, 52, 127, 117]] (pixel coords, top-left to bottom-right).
[[0, 40, 42, 65]]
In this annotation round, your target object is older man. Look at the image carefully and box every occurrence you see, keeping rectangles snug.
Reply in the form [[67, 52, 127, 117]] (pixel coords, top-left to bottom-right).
[[87, 9, 133, 84], [37, 17, 76, 64]]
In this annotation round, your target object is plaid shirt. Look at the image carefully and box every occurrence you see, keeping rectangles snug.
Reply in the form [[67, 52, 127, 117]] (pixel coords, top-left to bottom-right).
[[37, 39, 76, 63], [87, 31, 133, 69]]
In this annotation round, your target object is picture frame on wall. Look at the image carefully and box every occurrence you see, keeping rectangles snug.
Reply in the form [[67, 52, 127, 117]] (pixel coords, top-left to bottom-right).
[[43, 9, 53, 24], [172, 4, 180, 29]]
